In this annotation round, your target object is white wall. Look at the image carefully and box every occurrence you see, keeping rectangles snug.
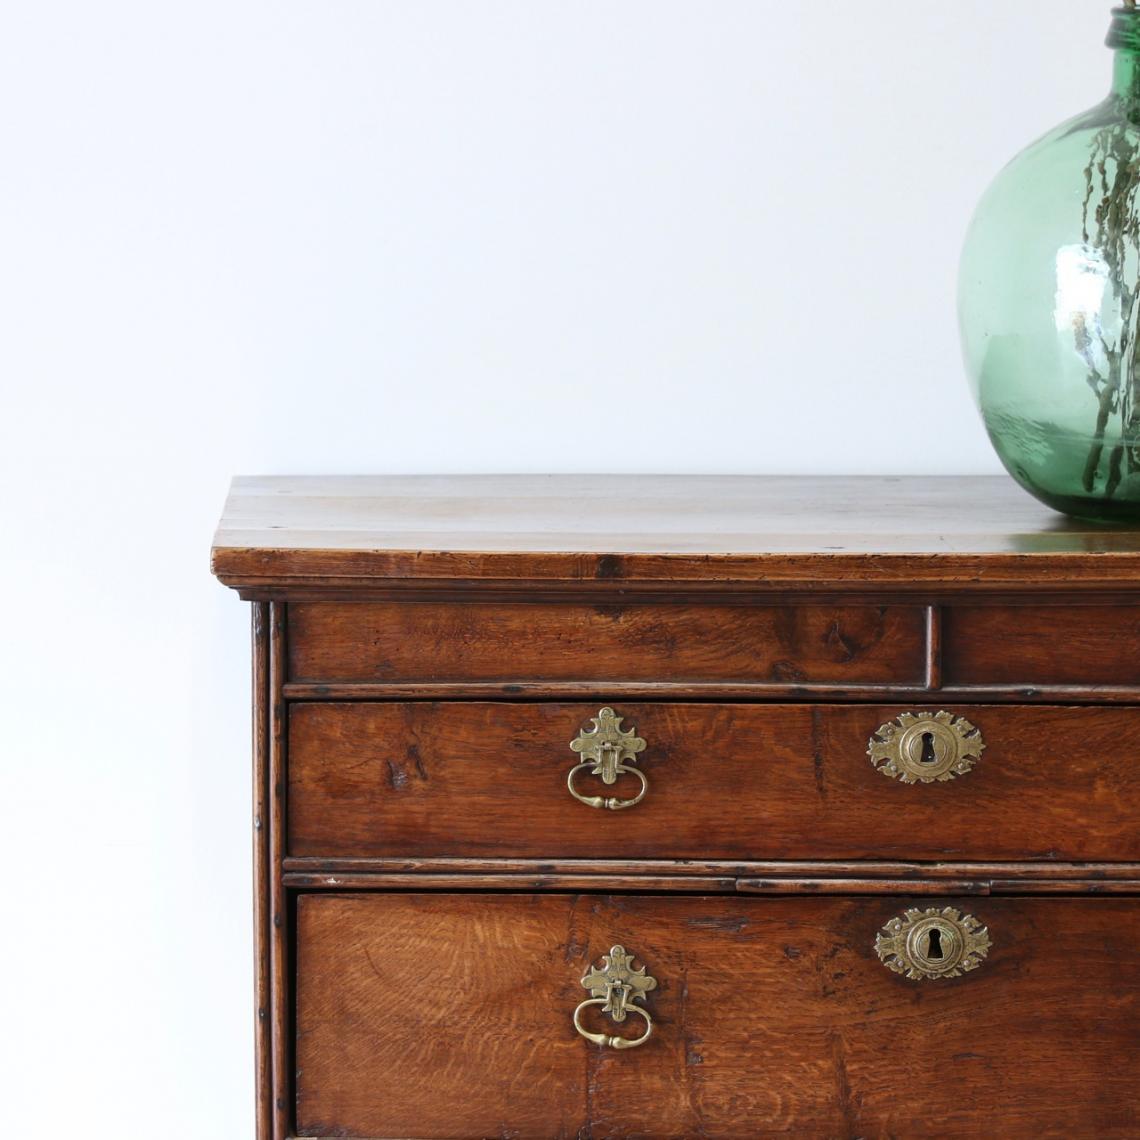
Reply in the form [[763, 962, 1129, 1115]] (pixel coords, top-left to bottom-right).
[[0, 1, 1111, 1134]]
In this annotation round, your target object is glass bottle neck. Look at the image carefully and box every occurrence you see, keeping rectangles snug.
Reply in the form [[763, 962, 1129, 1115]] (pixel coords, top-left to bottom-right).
[[1112, 50, 1140, 99], [1110, 8, 1140, 99]]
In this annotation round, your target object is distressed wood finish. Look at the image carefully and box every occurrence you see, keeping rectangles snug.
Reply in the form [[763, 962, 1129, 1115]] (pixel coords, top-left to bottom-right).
[[211, 474, 1140, 591], [282, 857, 1140, 880], [283, 679, 1140, 702], [295, 892, 1140, 1140], [287, 601, 927, 685], [211, 475, 1140, 1138], [268, 603, 289, 1139], [287, 701, 1140, 861], [282, 872, 1140, 894], [251, 603, 271, 1140]]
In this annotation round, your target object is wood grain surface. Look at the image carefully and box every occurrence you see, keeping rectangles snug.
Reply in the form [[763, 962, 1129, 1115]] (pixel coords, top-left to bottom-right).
[[286, 701, 1140, 862], [211, 474, 1140, 591], [286, 601, 926, 685], [294, 892, 1140, 1139]]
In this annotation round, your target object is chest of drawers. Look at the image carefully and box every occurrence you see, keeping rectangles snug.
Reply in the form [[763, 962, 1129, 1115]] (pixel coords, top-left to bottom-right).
[[212, 474, 1140, 1139]]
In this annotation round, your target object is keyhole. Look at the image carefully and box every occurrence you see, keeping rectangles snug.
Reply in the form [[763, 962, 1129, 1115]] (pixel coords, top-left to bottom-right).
[[919, 731, 937, 765], [927, 928, 944, 959]]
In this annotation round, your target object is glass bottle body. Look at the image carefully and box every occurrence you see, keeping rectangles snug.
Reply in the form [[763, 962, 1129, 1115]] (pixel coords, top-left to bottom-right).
[[959, 11, 1140, 521]]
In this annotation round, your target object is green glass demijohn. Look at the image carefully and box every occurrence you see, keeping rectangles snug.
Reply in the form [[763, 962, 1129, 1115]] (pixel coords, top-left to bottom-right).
[[959, 3, 1140, 521]]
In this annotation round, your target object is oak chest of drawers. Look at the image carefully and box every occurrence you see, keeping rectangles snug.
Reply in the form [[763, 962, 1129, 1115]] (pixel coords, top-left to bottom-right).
[[212, 474, 1140, 1140]]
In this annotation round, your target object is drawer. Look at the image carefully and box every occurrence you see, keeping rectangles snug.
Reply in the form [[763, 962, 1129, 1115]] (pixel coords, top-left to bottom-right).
[[286, 601, 927, 684], [295, 892, 1140, 1139], [943, 604, 1140, 686], [287, 702, 1140, 861]]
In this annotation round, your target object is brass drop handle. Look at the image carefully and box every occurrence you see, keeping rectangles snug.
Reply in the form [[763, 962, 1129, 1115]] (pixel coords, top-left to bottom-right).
[[573, 945, 656, 1049], [567, 707, 648, 810], [875, 907, 992, 980], [868, 711, 986, 784]]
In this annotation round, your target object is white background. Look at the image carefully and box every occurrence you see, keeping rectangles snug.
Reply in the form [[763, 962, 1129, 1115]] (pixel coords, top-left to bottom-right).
[[0, 1, 1112, 1134]]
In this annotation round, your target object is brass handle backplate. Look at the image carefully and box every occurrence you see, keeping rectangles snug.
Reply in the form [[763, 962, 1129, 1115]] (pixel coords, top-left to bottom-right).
[[573, 944, 657, 1049], [568, 707, 648, 810], [875, 907, 992, 980], [868, 711, 985, 784]]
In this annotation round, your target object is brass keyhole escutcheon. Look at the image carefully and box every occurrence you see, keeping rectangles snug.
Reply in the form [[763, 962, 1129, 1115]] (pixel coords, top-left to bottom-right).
[[867, 711, 985, 784], [875, 907, 992, 980]]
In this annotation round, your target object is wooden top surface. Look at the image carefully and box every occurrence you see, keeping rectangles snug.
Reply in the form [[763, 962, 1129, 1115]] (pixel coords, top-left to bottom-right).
[[210, 474, 1140, 591]]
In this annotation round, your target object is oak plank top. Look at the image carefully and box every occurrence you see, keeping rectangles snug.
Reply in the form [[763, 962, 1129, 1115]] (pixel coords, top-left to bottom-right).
[[210, 474, 1140, 590]]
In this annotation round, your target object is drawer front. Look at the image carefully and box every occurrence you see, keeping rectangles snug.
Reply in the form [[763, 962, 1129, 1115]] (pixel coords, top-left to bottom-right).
[[295, 892, 1140, 1139], [287, 702, 1140, 860], [286, 601, 926, 683], [944, 604, 1140, 686]]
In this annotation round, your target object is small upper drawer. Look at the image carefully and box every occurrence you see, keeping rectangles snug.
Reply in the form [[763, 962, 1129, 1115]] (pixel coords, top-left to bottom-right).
[[943, 604, 1140, 686], [287, 701, 1140, 861], [286, 601, 926, 684]]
